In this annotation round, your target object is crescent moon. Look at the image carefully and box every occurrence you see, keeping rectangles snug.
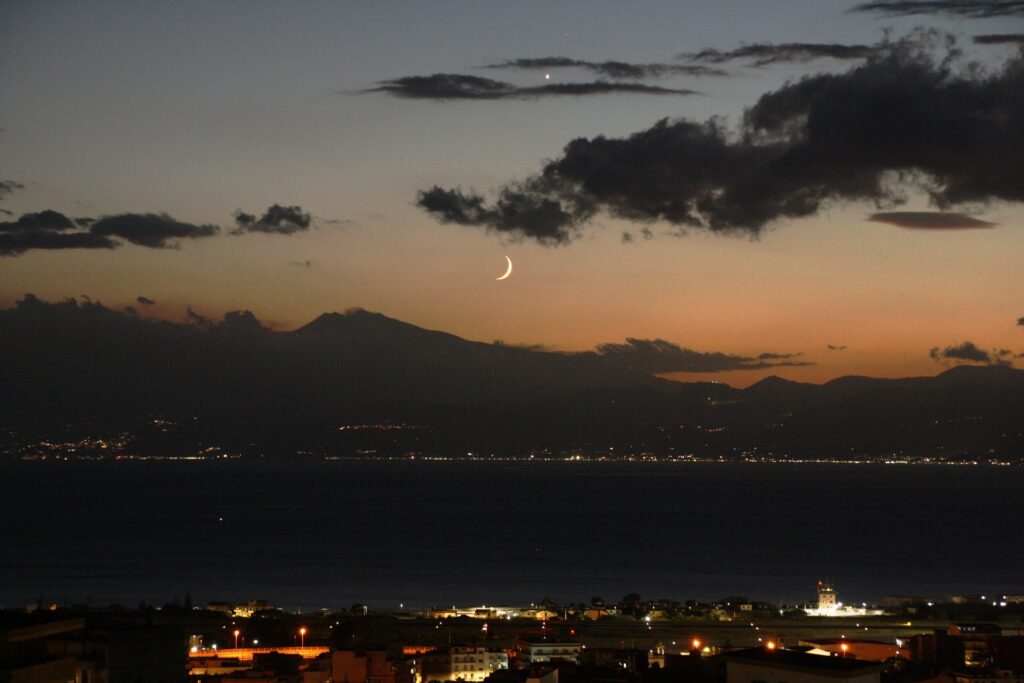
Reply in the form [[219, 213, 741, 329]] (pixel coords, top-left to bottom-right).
[[495, 255, 513, 281]]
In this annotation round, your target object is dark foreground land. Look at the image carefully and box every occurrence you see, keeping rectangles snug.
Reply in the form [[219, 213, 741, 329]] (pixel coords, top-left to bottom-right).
[[5, 600, 1024, 682], [11, 601, 1023, 651]]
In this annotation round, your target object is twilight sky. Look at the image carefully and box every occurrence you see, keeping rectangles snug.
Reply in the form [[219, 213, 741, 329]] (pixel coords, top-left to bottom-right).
[[1, 0, 1022, 386]]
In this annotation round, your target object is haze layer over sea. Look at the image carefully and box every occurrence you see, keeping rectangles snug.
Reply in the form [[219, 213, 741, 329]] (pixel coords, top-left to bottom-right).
[[3, 461, 1021, 611]]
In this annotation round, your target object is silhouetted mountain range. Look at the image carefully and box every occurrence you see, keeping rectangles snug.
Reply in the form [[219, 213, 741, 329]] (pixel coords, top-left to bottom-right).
[[3, 296, 1022, 459]]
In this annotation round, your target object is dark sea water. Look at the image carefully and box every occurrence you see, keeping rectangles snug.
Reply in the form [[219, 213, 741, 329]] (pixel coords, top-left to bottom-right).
[[2, 461, 1022, 611]]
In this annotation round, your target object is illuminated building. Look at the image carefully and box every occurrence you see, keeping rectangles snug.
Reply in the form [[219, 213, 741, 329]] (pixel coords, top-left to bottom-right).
[[417, 646, 508, 682], [819, 580, 838, 610], [803, 581, 884, 618], [517, 639, 581, 665], [332, 649, 413, 683]]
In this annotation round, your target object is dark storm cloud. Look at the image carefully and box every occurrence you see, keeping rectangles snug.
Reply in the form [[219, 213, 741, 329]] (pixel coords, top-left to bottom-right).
[[231, 204, 313, 235], [367, 74, 697, 100], [523, 81, 698, 97], [2, 209, 224, 256], [91, 213, 218, 248], [595, 338, 813, 373], [417, 185, 580, 244], [484, 57, 726, 79], [974, 33, 1024, 45], [827, 344, 849, 351], [1, 210, 119, 256], [0, 180, 25, 199], [0, 230, 118, 256], [369, 74, 514, 99], [419, 44, 1024, 243], [681, 42, 879, 66], [137, 296, 156, 306], [929, 340, 1014, 366], [867, 211, 996, 229], [852, 1, 1024, 17], [0, 210, 77, 232]]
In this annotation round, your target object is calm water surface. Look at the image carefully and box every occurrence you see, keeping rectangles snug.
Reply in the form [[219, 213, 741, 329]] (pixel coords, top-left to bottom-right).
[[2, 461, 1021, 610]]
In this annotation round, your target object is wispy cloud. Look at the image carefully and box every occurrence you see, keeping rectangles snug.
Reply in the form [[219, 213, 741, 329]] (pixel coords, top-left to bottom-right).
[[483, 57, 725, 79], [595, 338, 813, 373], [0, 180, 25, 200], [974, 33, 1024, 45], [680, 42, 879, 66], [868, 211, 996, 229], [367, 73, 698, 100], [851, 1, 1024, 17]]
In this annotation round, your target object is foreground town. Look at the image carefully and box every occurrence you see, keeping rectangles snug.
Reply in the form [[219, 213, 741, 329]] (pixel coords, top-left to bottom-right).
[[4, 584, 1024, 683]]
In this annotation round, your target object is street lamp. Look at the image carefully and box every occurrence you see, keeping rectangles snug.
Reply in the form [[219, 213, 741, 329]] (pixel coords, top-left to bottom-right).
[[233, 629, 240, 648], [840, 642, 850, 657], [299, 627, 307, 647]]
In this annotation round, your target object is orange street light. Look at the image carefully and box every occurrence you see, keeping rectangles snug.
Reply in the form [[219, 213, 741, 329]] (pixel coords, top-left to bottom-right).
[[766, 641, 777, 650], [233, 629, 240, 648], [840, 642, 850, 657], [299, 627, 307, 647], [691, 639, 702, 651]]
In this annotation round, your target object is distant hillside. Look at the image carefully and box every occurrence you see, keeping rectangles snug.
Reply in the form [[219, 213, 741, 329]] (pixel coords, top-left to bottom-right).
[[2, 297, 1023, 459]]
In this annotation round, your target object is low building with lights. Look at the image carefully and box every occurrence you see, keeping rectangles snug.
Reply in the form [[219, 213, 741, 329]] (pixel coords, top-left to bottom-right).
[[517, 639, 581, 665], [579, 648, 648, 671], [333, 648, 415, 683], [416, 646, 508, 682], [911, 624, 1024, 671]]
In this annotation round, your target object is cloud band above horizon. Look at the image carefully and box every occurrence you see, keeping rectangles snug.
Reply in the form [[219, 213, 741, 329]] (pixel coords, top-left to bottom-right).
[[417, 43, 1024, 245]]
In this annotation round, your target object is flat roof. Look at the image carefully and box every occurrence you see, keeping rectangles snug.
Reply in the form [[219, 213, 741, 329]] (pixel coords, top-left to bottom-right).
[[721, 648, 885, 676], [801, 638, 894, 646], [0, 614, 86, 643]]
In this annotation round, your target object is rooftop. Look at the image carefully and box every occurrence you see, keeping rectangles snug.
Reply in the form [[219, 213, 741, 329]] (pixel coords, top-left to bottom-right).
[[721, 647, 885, 676]]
